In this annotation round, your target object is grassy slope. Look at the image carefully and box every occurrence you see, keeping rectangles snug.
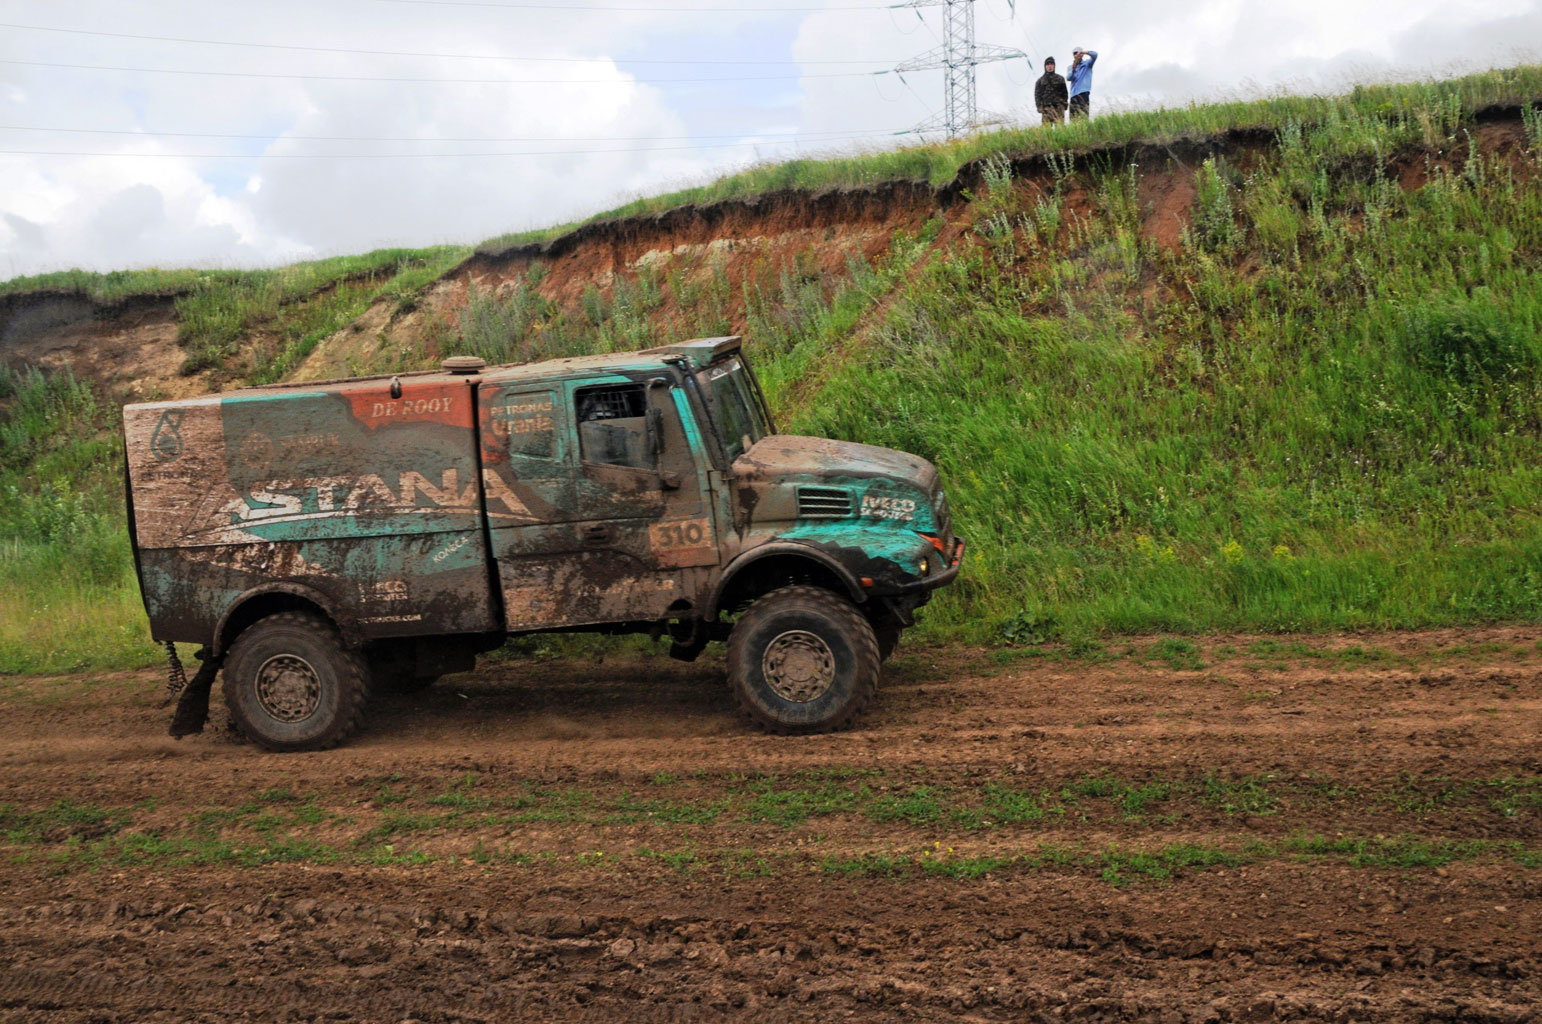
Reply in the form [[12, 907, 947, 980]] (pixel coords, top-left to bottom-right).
[[785, 144, 1542, 640], [2, 66, 1542, 671]]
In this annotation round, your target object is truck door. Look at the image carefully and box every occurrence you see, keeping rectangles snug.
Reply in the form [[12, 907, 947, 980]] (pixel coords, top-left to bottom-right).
[[479, 375, 718, 630], [564, 375, 719, 622], [478, 383, 581, 628]]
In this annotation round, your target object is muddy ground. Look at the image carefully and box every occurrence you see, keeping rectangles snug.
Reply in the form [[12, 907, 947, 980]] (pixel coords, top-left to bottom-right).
[[0, 629, 1538, 1022]]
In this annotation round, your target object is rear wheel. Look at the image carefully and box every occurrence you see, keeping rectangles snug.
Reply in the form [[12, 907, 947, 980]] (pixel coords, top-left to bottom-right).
[[727, 586, 879, 734], [222, 611, 369, 752]]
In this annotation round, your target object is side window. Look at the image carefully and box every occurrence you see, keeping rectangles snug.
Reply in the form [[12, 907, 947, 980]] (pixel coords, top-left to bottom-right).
[[490, 389, 558, 459], [575, 384, 650, 469]]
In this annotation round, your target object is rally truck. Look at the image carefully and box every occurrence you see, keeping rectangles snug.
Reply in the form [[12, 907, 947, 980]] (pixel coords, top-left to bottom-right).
[[123, 337, 963, 751]]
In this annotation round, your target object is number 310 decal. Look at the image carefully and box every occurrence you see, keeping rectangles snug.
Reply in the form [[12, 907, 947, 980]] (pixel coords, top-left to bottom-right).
[[647, 516, 717, 568], [650, 518, 709, 549]]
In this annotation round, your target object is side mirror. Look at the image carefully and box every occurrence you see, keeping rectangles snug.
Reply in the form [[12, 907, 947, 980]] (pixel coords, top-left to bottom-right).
[[645, 376, 670, 466], [646, 407, 664, 455]]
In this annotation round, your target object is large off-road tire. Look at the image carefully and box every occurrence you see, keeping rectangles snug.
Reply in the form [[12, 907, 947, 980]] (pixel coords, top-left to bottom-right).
[[727, 586, 880, 734], [222, 611, 369, 752]]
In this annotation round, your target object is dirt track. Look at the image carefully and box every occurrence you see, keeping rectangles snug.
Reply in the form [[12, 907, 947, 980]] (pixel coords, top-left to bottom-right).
[[1, 629, 1539, 1022]]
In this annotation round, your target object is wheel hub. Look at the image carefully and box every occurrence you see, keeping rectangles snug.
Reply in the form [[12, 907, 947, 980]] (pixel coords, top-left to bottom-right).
[[762, 630, 836, 703], [254, 654, 322, 723]]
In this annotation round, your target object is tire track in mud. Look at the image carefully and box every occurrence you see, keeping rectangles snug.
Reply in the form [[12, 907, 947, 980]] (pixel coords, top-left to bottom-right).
[[0, 873, 1538, 1023]]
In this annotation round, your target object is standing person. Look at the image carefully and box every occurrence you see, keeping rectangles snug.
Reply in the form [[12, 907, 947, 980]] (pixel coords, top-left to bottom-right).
[[1068, 47, 1099, 120], [1034, 56, 1068, 127]]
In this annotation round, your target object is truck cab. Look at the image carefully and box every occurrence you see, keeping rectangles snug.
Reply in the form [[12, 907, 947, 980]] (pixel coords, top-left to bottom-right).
[[124, 337, 963, 750]]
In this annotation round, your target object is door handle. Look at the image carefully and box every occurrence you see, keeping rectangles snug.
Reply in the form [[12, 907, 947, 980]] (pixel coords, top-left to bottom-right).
[[582, 524, 613, 546]]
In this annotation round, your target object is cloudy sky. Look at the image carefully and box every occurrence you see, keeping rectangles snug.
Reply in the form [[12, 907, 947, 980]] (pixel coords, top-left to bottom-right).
[[2, 0, 1539, 278]]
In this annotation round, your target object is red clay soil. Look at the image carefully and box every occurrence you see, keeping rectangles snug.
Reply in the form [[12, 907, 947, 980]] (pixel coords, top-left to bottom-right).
[[1, 628, 1538, 1021]]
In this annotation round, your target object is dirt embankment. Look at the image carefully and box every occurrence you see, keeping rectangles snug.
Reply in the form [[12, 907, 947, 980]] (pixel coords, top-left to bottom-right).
[[2, 112, 1533, 400], [0, 629, 1538, 1021], [0, 289, 208, 401]]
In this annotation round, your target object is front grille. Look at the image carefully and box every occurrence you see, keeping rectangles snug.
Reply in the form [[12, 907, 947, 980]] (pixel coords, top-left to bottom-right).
[[797, 486, 852, 519]]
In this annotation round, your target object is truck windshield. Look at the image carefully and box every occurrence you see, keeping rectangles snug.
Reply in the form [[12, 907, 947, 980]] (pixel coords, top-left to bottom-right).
[[701, 356, 770, 461]]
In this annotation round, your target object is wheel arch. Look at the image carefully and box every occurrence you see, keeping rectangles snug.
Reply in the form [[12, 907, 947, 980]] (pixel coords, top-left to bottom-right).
[[707, 543, 866, 619], [213, 583, 355, 657]]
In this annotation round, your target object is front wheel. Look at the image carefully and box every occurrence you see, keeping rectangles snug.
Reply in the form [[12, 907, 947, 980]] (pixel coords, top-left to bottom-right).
[[222, 611, 369, 752], [726, 586, 880, 734]]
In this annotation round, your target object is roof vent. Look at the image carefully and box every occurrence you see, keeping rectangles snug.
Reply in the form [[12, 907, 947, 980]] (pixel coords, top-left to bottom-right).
[[442, 356, 486, 375]]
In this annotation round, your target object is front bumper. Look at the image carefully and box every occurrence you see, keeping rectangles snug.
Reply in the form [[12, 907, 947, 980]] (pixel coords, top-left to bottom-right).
[[873, 538, 965, 597]]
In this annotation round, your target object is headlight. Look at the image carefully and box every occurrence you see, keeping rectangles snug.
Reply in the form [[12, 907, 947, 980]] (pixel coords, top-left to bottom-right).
[[919, 557, 931, 576]]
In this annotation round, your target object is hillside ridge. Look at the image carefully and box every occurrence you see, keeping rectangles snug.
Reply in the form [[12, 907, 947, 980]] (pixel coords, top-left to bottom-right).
[[3, 67, 1540, 396]]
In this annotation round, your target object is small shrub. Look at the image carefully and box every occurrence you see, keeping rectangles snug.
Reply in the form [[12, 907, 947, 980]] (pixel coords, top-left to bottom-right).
[[1192, 158, 1242, 252], [1402, 293, 1537, 383], [999, 610, 1058, 646], [1524, 103, 1542, 153], [1150, 637, 1205, 671]]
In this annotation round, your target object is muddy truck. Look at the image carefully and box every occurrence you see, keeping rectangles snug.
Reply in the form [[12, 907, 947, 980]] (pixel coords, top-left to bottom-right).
[[123, 337, 963, 751]]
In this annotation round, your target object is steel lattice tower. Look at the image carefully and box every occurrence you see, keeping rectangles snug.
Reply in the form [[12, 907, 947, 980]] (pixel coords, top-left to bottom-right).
[[895, 0, 1026, 138]]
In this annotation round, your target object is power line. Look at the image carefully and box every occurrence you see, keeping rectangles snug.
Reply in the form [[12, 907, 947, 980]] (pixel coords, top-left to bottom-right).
[[369, 0, 892, 11], [0, 21, 903, 66], [0, 124, 906, 143], [0, 136, 902, 159], [0, 57, 897, 84], [892, 0, 1024, 137]]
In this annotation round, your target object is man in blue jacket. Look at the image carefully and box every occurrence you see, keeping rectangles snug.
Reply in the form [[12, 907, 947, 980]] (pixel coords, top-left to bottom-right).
[[1068, 47, 1098, 120]]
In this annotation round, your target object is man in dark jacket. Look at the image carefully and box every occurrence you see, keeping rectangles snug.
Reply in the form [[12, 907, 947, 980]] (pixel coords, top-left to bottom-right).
[[1034, 56, 1068, 127]]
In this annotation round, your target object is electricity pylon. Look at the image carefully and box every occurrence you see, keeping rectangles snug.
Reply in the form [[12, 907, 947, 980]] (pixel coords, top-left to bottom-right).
[[894, 0, 1027, 138]]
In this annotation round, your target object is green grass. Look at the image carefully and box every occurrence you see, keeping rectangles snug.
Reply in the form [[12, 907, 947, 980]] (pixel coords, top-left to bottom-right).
[[4, 774, 1539, 881], [759, 82, 1542, 641], [1147, 637, 1206, 671], [16, 827, 1533, 880], [1098, 842, 1239, 886], [179, 247, 469, 376], [0, 801, 127, 843], [0, 366, 160, 673], [15, 769, 1524, 848], [743, 781, 861, 827]]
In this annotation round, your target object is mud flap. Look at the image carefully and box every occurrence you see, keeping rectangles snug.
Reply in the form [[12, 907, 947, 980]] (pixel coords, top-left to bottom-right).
[[666, 618, 710, 662], [668, 639, 708, 663], [168, 649, 223, 739]]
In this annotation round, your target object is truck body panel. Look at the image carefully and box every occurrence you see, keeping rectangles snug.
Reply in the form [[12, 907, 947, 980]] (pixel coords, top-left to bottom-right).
[[125, 374, 498, 645]]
